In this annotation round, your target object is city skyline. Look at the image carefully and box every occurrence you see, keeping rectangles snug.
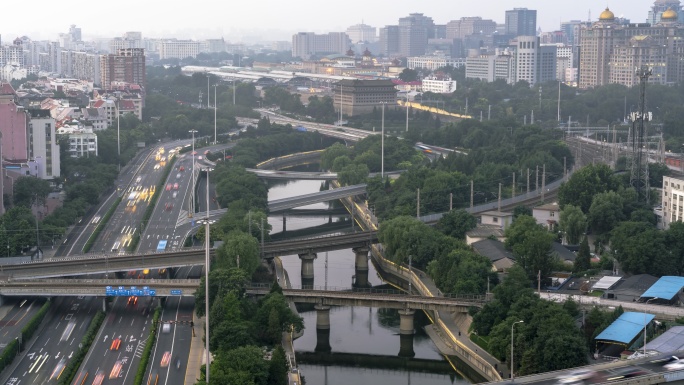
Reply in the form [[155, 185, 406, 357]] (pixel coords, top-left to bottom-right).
[[2, 0, 651, 43]]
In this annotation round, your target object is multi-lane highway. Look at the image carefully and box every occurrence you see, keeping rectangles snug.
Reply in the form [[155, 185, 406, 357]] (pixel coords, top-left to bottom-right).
[[2, 296, 101, 385]]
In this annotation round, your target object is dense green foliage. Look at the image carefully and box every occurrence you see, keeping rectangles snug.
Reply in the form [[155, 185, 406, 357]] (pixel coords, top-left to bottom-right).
[[472, 266, 588, 375], [135, 307, 161, 385], [504, 215, 556, 285], [22, 299, 51, 343]]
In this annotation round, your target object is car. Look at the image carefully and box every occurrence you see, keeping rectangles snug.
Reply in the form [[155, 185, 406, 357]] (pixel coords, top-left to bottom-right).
[[179, 166, 185, 171], [73, 370, 88, 385], [165, 183, 172, 191], [556, 369, 597, 384], [607, 367, 647, 381], [49, 358, 67, 380], [154, 164, 160, 170], [109, 361, 123, 379], [127, 296, 138, 306], [650, 354, 679, 365], [160, 351, 172, 367], [165, 202, 173, 211], [176, 173, 181, 179], [147, 371, 159, 385], [172, 191, 178, 199], [173, 183, 179, 190], [176, 357, 181, 370], [665, 359, 684, 371], [110, 337, 121, 350], [92, 371, 105, 385], [162, 323, 171, 333]]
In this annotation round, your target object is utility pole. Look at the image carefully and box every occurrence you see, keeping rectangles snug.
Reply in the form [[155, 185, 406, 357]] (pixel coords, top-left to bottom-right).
[[564, 156, 567, 177], [512, 172, 516, 198], [542, 164, 546, 202], [497, 183, 502, 211], [535, 166, 539, 193], [449, 193, 453, 211], [470, 180, 474, 208], [408, 254, 412, 294], [526, 168, 530, 194], [416, 188, 420, 218], [260, 217, 264, 259], [488, 105, 491, 120]]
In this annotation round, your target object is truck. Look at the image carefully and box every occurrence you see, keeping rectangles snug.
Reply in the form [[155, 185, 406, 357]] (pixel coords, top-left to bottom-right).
[[295, 126, 307, 132]]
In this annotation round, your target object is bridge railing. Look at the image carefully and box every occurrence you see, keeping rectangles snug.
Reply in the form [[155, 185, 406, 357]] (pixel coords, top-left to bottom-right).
[[246, 283, 487, 302]]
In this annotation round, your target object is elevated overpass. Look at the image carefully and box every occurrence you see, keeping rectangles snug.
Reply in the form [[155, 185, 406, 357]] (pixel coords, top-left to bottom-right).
[[268, 184, 367, 213], [0, 232, 379, 279], [0, 279, 200, 297]]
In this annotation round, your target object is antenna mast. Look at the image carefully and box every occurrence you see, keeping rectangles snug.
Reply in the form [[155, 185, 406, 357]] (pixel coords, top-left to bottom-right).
[[629, 66, 652, 203]]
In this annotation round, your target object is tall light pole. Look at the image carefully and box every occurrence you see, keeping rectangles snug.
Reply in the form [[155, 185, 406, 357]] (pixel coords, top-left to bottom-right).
[[405, 95, 409, 132], [380, 101, 386, 178], [232, 79, 236, 106], [199, 167, 214, 384], [511, 320, 524, 380], [116, 99, 120, 171], [643, 297, 658, 355], [213, 85, 218, 144], [189, 129, 198, 218]]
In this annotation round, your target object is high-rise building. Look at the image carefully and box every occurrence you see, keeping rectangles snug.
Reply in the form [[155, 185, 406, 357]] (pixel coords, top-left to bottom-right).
[[158, 40, 200, 60], [28, 109, 59, 179], [69, 25, 82, 43], [579, 7, 684, 88], [346, 23, 377, 43], [513, 36, 557, 85], [505, 8, 537, 36], [398, 13, 435, 57], [446, 17, 497, 40], [0, 83, 28, 162], [379, 26, 400, 57], [647, 0, 684, 24], [291, 32, 350, 60], [100, 48, 145, 90]]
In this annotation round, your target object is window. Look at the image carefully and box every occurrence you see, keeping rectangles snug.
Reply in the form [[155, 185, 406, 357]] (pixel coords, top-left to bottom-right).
[[492, 217, 498, 223]]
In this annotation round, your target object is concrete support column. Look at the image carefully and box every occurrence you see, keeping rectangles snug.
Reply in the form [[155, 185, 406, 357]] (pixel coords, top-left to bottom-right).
[[398, 309, 415, 335], [299, 252, 317, 280], [352, 246, 369, 271], [282, 215, 287, 232], [315, 304, 331, 330], [315, 328, 332, 353], [102, 297, 108, 312]]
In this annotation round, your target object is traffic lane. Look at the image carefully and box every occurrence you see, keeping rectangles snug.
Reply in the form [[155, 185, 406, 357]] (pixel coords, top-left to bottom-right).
[[81, 295, 155, 385], [0, 298, 44, 348], [138, 159, 193, 253], [3, 296, 100, 385], [147, 296, 182, 385], [519, 359, 679, 385], [165, 297, 195, 385]]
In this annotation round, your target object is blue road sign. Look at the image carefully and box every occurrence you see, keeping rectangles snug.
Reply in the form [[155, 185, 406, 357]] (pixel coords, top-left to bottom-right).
[[106, 286, 112, 290], [149, 290, 157, 296], [170, 289, 182, 295], [143, 286, 149, 290]]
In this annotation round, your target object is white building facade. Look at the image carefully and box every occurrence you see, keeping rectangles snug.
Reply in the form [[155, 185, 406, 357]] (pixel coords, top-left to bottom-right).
[[662, 176, 684, 229], [28, 110, 60, 179]]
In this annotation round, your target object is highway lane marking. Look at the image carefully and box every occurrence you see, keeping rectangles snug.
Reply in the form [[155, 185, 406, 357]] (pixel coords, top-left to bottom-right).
[[43, 338, 50, 347]]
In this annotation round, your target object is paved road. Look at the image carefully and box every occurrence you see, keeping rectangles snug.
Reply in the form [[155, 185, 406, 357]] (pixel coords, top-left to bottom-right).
[[0, 299, 44, 350], [2, 296, 101, 385]]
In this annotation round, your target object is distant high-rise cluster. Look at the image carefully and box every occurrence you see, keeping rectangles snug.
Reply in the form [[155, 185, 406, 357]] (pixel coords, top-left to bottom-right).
[[579, 3, 684, 88]]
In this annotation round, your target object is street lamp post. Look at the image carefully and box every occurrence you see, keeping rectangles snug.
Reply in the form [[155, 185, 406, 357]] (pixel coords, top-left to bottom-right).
[[199, 166, 215, 384], [116, 99, 121, 171], [511, 320, 524, 380], [405, 95, 409, 132], [189, 130, 198, 218], [380, 102, 386, 178], [643, 297, 658, 355], [213, 85, 217, 144]]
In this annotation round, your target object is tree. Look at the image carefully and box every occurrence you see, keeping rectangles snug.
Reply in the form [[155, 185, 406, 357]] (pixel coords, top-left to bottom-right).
[[611, 221, 669, 275], [399, 68, 418, 82], [13, 177, 51, 208], [574, 237, 591, 273], [559, 204, 587, 245], [666, 221, 684, 276], [216, 231, 261, 277], [587, 191, 624, 235], [558, 164, 620, 212], [321, 142, 350, 170], [267, 346, 289, 385], [435, 209, 476, 239], [337, 163, 369, 185], [505, 215, 555, 284], [513, 205, 532, 219]]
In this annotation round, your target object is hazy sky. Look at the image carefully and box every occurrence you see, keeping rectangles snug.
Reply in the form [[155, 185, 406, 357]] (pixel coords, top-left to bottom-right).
[[1, 0, 654, 42]]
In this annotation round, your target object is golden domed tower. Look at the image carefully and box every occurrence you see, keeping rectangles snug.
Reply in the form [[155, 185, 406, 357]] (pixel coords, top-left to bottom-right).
[[599, 7, 615, 21], [661, 7, 679, 21]]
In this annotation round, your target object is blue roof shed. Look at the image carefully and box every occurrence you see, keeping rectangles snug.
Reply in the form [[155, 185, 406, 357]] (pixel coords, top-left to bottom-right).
[[595, 312, 654, 346], [640, 276, 684, 301]]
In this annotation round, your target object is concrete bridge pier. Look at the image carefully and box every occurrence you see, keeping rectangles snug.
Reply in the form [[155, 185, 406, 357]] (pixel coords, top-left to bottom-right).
[[282, 215, 287, 232], [398, 334, 416, 358], [299, 252, 317, 281], [315, 304, 330, 330], [102, 297, 107, 312], [398, 309, 415, 335], [353, 246, 369, 272]]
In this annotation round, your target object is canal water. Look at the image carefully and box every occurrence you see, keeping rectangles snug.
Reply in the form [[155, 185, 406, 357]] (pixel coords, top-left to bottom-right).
[[267, 177, 469, 385]]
